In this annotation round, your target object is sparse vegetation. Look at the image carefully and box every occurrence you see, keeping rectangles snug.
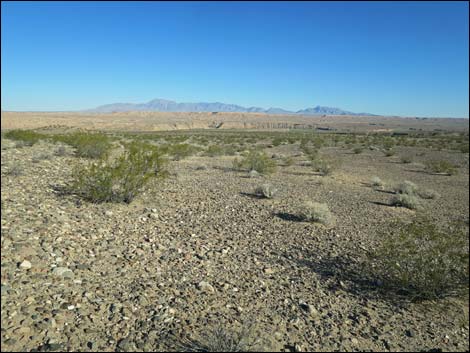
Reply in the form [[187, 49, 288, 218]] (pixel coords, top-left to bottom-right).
[[370, 176, 384, 188], [54, 132, 111, 159], [176, 324, 259, 352], [6, 164, 23, 176], [394, 180, 419, 195], [390, 193, 420, 210], [424, 160, 458, 175], [369, 218, 469, 300], [300, 201, 335, 226], [232, 150, 277, 175], [400, 155, 413, 164], [353, 146, 364, 154], [71, 142, 166, 203], [4, 129, 43, 146], [254, 184, 277, 199], [310, 158, 338, 176]]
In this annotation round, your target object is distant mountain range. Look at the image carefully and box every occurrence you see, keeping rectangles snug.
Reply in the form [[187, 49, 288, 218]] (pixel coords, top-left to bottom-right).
[[88, 98, 376, 116]]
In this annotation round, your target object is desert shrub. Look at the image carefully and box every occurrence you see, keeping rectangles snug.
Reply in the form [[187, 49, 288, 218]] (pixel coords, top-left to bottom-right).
[[418, 188, 440, 200], [394, 180, 419, 195], [311, 158, 338, 176], [195, 165, 208, 171], [353, 146, 364, 154], [301, 146, 319, 162], [248, 170, 260, 178], [272, 137, 283, 146], [4, 129, 43, 146], [233, 150, 277, 175], [390, 194, 420, 210], [176, 324, 259, 352], [71, 142, 166, 203], [254, 184, 277, 199], [370, 176, 384, 188], [6, 164, 23, 176], [204, 145, 224, 157], [400, 155, 413, 164], [300, 202, 335, 226], [383, 148, 396, 157], [55, 146, 67, 156], [369, 218, 469, 300], [459, 143, 469, 154], [424, 160, 458, 175], [31, 153, 52, 163], [281, 156, 294, 167], [54, 132, 111, 159], [162, 143, 201, 160]]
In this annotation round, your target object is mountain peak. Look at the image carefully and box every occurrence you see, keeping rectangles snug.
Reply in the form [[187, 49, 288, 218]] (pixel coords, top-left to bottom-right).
[[89, 98, 375, 116]]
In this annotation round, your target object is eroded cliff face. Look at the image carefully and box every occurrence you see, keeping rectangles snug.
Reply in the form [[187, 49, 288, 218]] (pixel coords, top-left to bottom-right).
[[1, 111, 468, 133]]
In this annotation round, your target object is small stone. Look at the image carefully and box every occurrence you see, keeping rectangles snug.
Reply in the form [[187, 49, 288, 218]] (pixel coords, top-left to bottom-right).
[[197, 281, 215, 293], [264, 268, 275, 275], [19, 260, 32, 270], [105, 211, 113, 217], [52, 267, 74, 278]]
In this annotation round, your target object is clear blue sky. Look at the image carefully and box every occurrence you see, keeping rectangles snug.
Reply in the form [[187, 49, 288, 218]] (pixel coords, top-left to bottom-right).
[[1, 1, 469, 117]]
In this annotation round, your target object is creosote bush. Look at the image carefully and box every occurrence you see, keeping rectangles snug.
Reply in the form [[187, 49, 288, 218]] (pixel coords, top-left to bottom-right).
[[54, 132, 111, 159], [424, 160, 458, 175], [254, 184, 277, 199], [300, 201, 335, 226], [4, 129, 43, 146], [71, 142, 166, 203], [232, 150, 277, 175], [369, 218, 469, 300]]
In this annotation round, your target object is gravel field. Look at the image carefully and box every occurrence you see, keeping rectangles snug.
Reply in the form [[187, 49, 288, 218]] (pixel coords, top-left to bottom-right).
[[1, 132, 469, 352]]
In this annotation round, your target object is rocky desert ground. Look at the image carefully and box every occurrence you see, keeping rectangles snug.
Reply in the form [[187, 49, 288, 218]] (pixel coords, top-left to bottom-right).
[[1, 114, 469, 352]]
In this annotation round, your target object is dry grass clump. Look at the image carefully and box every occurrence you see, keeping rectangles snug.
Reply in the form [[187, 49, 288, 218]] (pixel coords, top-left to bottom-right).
[[394, 180, 419, 195], [370, 176, 384, 188], [418, 188, 441, 200], [6, 164, 23, 176], [300, 202, 335, 226], [71, 142, 166, 203], [254, 184, 278, 199], [390, 193, 421, 210], [424, 160, 458, 175], [400, 155, 413, 164], [176, 324, 259, 352], [310, 158, 338, 176], [369, 218, 469, 301]]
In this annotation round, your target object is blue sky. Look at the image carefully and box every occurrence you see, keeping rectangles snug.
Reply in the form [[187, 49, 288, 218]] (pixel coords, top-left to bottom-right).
[[1, 1, 469, 117]]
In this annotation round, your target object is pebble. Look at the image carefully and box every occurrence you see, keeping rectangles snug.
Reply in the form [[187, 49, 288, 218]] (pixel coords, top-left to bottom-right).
[[52, 267, 74, 278], [197, 281, 215, 293], [19, 260, 32, 270]]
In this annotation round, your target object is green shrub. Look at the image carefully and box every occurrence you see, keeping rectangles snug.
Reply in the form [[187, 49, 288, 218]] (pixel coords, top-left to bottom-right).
[[54, 132, 111, 159], [300, 202, 335, 226], [254, 184, 277, 199], [424, 160, 458, 175], [233, 150, 277, 175], [71, 142, 166, 203], [369, 218, 469, 300], [162, 143, 201, 160], [4, 129, 43, 146]]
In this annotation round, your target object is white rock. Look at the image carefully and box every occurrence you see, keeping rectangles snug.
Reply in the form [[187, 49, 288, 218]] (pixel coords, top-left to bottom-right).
[[19, 260, 32, 270]]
